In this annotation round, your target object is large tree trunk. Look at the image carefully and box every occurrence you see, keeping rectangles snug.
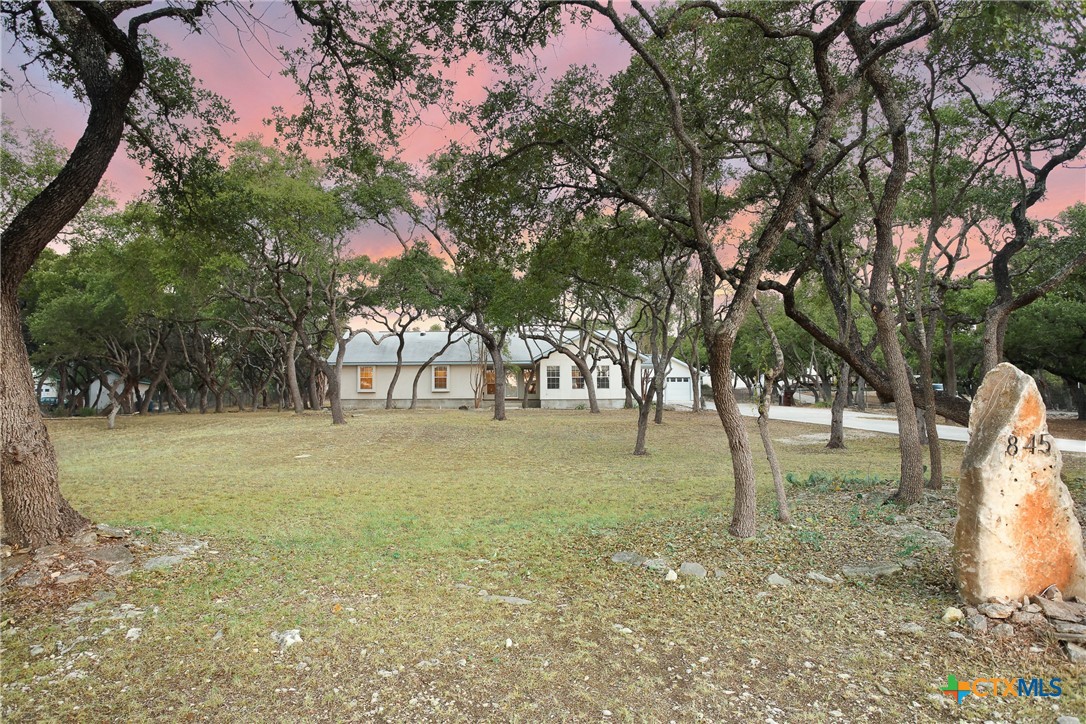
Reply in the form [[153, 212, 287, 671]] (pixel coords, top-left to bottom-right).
[[827, 361, 849, 449], [285, 333, 304, 415], [1068, 378, 1086, 421], [0, 293, 88, 547], [323, 361, 345, 424], [485, 340, 507, 422], [574, 356, 599, 414]]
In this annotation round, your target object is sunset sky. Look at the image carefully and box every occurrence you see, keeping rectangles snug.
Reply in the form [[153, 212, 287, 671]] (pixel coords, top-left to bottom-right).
[[2, 4, 1083, 262]]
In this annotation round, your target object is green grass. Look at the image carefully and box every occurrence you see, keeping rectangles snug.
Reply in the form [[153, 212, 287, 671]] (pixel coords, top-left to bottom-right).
[[2, 409, 1083, 721]]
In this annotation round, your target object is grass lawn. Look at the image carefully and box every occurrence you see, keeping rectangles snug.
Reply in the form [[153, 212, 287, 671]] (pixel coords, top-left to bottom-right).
[[2, 408, 1084, 721]]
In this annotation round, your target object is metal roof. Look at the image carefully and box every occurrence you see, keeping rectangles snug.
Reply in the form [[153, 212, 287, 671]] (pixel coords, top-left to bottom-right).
[[333, 331, 556, 366]]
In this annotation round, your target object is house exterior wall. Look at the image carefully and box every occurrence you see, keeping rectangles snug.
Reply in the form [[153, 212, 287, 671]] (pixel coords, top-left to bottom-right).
[[536, 349, 638, 410], [338, 363, 540, 409]]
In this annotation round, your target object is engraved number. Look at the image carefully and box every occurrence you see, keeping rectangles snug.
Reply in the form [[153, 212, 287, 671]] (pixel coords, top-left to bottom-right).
[[1006, 433, 1051, 457]]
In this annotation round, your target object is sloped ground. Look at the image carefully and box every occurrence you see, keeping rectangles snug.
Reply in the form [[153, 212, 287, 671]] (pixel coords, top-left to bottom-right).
[[2, 410, 1083, 721]]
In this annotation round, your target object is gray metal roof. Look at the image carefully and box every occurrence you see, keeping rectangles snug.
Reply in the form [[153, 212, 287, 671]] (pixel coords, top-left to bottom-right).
[[333, 331, 556, 366]]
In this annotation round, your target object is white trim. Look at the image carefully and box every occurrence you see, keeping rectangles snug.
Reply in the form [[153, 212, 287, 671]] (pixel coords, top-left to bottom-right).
[[431, 364, 450, 393], [357, 365, 376, 393]]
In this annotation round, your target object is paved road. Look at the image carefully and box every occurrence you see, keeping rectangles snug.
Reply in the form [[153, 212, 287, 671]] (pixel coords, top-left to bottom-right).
[[732, 403, 1086, 456]]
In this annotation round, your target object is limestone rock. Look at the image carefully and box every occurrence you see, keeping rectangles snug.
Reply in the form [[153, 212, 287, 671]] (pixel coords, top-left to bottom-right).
[[1031, 596, 1086, 623], [965, 614, 988, 634], [271, 629, 302, 650], [954, 363, 1086, 604], [642, 557, 670, 573], [14, 570, 43, 588], [992, 622, 1015, 639], [941, 607, 964, 624], [106, 562, 134, 577], [766, 573, 792, 587], [96, 524, 128, 539], [664, 569, 678, 582], [86, 545, 134, 565], [678, 562, 707, 578], [841, 562, 901, 580], [55, 571, 88, 585], [807, 571, 837, 585], [977, 602, 1015, 620], [142, 555, 183, 571], [611, 551, 645, 566], [1064, 642, 1086, 665], [71, 530, 98, 547]]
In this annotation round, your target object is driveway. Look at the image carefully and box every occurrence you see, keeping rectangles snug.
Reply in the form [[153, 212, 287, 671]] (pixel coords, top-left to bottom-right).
[[727, 402, 1086, 456]]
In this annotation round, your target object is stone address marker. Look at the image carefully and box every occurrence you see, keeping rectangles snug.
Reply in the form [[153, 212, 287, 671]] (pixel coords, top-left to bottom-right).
[[954, 363, 1086, 604]]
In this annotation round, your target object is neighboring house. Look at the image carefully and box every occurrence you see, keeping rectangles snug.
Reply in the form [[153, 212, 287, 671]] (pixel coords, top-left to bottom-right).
[[34, 370, 151, 411], [333, 330, 695, 410], [643, 357, 696, 407]]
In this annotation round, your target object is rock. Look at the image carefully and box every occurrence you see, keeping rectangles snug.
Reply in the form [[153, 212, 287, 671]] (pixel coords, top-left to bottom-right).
[[125, 628, 141, 641], [611, 551, 646, 566], [14, 570, 43, 588], [875, 523, 951, 550], [941, 607, 964, 624], [807, 571, 837, 585], [841, 562, 902, 580], [96, 524, 128, 539], [212, 630, 224, 641], [176, 541, 206, 556], [271, 629, 302, 650], [953, 363, 1086, 604], [896, 622, 924, 636], [965, 614, 988, 634], [1056, 717, 1081, 724], [32, 545, 63, 561], [86, 545, 134, 565], [1054, 621, 1086, 635], [106, 562, 134, 577], [1010, 611, 1045, 625], [642, 557, 670, 573], [977, 602, 1015, 620], [1031, 596, 1086, 623], [482, 595, 532, 605], [142, 555, 184, 571], [947, 631, 967, 640], [678, 562, 707, 578], [1063, 642, 1086, 664], [55, 571, 88, 585], [766, 573, 792, 587], [71, 530, 98, 547], [664, 569, 678, 582], [1, 552, 30, 579], [992, 623, 1015, 639], [29, 645, 44, 657]]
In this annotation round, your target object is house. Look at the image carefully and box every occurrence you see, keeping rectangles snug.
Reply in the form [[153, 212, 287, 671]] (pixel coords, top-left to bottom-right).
[[333, 330, 695, 410]]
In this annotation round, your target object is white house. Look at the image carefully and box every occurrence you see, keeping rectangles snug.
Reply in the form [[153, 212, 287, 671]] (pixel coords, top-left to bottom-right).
[[333, 330, 695, 410]]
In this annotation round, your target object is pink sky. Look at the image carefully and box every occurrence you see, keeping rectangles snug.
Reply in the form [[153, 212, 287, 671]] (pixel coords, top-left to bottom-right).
[[2, 5, 1083, 263]]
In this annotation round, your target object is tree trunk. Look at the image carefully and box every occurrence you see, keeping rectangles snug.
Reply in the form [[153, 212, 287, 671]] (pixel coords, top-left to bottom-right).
[[981, 305, 1009, 376], [485, 340, 507, 422], [827, 361, 849, 449], [943, 316, 957, 398], [633, 390, 653, 455], [163, 375, 188, 413], [0, 293, 89, 547], [653, 373, 665, 424], [707, 336, 758, 538], [573, 356, 599, 414], [758, 413, 789, 524], [856, 375, 867, 410], [624, 387, 634, 409], [214, 390, 225, 413], [323, 361, 345, 424], [386, 334, 406, 410], [285, 333, 304, 415], [307, 371, 320, 411], [1068, 379, 1086, 421]]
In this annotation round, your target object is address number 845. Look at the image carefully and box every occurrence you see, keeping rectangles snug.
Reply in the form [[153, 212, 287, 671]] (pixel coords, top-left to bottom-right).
[[1007, 433, 1051, 456]]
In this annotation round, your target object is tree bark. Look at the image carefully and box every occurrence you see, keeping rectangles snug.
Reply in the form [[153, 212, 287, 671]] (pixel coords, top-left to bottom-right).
[[827, 361, 849, 449], [386, 333, 407, 410], [285, 332, 304, 415], [0, 293, 88, 547]]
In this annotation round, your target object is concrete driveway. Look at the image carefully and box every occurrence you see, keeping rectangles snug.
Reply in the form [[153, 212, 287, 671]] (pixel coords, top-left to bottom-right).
[[729, 403, 1086, 456]]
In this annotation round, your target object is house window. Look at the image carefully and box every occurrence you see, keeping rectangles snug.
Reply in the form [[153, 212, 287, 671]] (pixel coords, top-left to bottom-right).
[[485, 367, 496, 395], [358, 366, 374, 391], [546, 365, 560, 390], [597, 365, 610, 390], [432, 365, 448, 391], [571, 367, 585, 390]]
